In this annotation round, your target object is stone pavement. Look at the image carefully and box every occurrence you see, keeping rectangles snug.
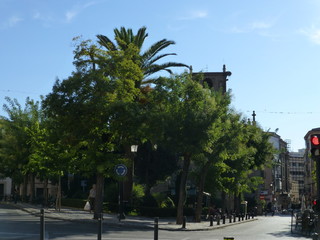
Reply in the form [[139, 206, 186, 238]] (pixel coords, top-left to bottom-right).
[[7, 202, 257, 231]]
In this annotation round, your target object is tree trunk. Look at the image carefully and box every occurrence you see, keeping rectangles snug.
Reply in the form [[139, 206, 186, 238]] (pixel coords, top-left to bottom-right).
[[43, 178, 48, 207], [29, 173, 35, 203], [56, 175, 61, 211], [234, 192, 240, 214], [123, 145, 134, 202], [194, 161, 210, 222], [176, 153, 191, 224], [21, 174, 28, 202], [93, 172, 105, 219], [221, 191, 226, 214]]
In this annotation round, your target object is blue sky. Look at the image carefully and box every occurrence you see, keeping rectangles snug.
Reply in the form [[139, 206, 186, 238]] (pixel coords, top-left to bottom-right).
[[1, 0, 320, 152]]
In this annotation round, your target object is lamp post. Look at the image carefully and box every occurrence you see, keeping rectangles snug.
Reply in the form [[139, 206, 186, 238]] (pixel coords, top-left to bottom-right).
[[115, 145, 138, 221]]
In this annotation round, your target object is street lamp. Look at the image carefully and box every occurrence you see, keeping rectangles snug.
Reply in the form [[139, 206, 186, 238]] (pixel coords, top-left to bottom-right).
[[131, 145, 138, 153], [116, 145, 138, 221]]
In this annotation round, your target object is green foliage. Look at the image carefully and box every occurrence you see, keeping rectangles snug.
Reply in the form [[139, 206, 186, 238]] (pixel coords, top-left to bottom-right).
[[152, 192, 175, 208], [131, 183, 145, 206], [0, 97, 49, 183]]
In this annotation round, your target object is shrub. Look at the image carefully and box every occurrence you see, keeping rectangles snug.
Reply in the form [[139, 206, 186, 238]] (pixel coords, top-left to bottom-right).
[[131, 184, 145, 206]]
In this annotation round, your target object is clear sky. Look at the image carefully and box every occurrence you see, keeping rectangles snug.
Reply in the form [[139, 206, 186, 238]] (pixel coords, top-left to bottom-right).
[[1, 0, 320, 152]]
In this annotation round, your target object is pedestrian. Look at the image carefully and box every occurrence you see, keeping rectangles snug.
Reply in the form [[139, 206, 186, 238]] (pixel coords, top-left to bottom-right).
[[88, 184, 96, 213], [13, 188, 18, 204], [206, 204, 215, 220]]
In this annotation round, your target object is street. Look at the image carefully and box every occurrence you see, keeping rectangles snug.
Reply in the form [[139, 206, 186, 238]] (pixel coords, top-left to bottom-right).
[[0, 204, 312, 240]]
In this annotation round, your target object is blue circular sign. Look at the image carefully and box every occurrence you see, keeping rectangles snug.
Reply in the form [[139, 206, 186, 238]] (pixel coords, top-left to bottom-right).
[[115, 164, 128, 176]]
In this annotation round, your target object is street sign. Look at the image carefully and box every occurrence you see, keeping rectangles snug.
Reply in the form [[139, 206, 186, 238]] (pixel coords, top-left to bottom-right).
[[115, 164, 128, 177]]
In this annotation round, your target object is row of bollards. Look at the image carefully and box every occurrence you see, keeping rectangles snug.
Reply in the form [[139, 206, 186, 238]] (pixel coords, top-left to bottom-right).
[[208, 213, 254, 227], [181, 213, 254, 230]]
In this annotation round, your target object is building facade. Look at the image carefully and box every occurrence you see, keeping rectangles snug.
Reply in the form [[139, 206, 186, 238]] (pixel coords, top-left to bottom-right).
[[0, 177, 12, 199], [266, 133, 290, 209], [288, 150, 306, 206], [193, 64, 231, 93]]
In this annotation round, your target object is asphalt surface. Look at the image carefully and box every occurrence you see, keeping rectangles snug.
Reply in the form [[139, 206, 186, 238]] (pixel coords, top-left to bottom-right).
[[2, 201, 258, 231]]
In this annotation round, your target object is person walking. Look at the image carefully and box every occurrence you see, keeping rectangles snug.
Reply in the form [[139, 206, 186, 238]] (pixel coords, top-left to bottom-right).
[[88, 184, 96, 213]]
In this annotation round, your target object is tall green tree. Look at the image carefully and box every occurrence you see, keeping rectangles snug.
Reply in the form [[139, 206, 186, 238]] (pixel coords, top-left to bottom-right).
[[0, 97, 43, 201], [150, 73, 230, 224], [43, 41, 145, 218], [216, 117, 274, 213]]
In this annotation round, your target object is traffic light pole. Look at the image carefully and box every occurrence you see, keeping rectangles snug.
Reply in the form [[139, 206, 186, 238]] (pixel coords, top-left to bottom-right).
[[315, 156, 320, 239], [310, 134, 320, 239]]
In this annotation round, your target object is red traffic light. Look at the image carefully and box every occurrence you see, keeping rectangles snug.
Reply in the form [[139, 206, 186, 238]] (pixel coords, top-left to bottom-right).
[[313, 199, 317, 205], [311, 135, 320, 146]]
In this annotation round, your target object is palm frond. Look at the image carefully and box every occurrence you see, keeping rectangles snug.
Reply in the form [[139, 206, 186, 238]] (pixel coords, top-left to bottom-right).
[[134, 26, 148, 49], [142, 39, 176, 62], [96, 35, 116, 51], [142, 53, 177, 69], [144, 62, 190, 77]]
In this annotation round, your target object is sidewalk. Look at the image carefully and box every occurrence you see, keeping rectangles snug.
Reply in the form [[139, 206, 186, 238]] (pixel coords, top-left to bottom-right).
[[6, 202, 257, 231]]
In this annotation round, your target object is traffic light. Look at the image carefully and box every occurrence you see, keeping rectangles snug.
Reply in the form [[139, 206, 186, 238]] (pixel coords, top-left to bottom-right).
[[310, 134, 320, 157], [313, 199, 320, 211]]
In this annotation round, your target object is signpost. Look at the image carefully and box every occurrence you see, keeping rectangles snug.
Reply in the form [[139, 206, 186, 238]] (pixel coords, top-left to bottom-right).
[[115, 164, 127, 220], [115, 164, 128, 177]]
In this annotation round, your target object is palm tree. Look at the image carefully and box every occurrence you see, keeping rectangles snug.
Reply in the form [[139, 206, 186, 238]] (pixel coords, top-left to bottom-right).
[[96, 26, 190, 85]]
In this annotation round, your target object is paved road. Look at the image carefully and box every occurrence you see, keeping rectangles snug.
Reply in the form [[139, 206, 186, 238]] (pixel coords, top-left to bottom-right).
[[103, 215, 312, 240], [0, 203, 312, 239]]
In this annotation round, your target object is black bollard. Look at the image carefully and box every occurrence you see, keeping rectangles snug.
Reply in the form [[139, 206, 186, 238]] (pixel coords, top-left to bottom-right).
[[238, 215, 241, 221], [40, 208, 45, 240], [210, 215, 213, 226], [223, 215, 226, 224], [182, 216, 187, 229], [233, 214, 236, 222], [98, 212, 103, 240], [217, 215, 220, 225], [229, 215, 232, 223], [154, 217, 159, 240]]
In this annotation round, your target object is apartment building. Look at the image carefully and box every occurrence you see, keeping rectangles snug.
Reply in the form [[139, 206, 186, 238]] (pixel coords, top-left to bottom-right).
[[288, 150, 305, 205]]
